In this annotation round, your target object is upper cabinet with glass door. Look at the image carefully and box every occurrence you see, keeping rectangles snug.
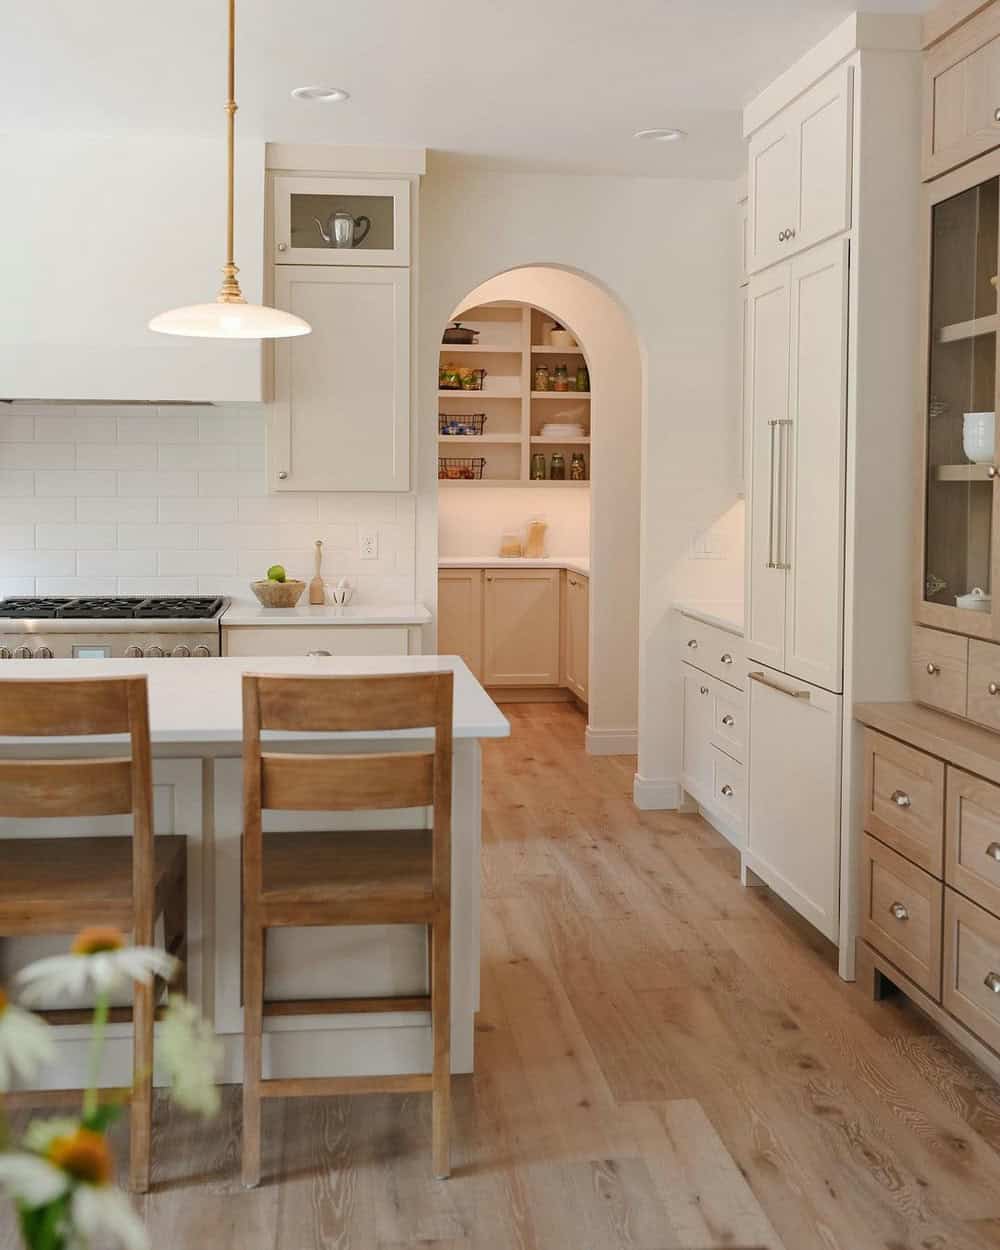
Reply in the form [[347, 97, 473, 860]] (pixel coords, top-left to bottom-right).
[[919, 152, 1000, 640], [273, 175, 410, 266]]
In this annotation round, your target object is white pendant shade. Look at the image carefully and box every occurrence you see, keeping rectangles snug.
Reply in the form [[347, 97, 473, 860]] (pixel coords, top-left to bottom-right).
[[149, 301, 311, 339]]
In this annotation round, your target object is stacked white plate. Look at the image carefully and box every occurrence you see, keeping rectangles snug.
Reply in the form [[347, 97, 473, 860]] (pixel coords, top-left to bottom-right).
[[540, 422, 586, 439]]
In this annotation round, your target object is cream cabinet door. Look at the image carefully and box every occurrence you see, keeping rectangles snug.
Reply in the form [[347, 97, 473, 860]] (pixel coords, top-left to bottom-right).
[[438, 568, 484, 680], [924, 6, 1000, 179], [268, 266, 410, 492], [746, 263, 790, 674], [682, 668, 715, 802], [483, 568, 560, 686], [222, 625, 409, 656], [563, 572, 589, 702], [749, 123, 798, 273], [783, 238, 849, 694]]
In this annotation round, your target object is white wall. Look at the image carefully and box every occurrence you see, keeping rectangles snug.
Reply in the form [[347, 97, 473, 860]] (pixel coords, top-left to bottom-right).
[[439, 486, 589, 558], [418, 163, 739, 789], [0, 404, 414, 604]]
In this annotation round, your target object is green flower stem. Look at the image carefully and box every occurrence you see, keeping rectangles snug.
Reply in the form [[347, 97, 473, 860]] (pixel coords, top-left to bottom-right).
[[83, 992, 110, 1122]]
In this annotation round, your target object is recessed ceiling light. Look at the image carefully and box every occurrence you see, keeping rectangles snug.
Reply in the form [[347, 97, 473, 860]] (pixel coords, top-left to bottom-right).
[[634, 127, 686, 142], [291, 85, 350, 103]]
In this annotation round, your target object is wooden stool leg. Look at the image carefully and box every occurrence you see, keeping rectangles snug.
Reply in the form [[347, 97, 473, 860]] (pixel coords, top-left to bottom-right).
[[431, 915, 451, 1180], [129, 978, 154, 1193], [242, 914, 264, 1188]]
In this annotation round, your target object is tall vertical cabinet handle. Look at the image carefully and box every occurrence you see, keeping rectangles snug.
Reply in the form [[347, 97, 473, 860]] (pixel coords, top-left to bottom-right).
[[773, 419, 793, 571], [767, 420, 778, 568]]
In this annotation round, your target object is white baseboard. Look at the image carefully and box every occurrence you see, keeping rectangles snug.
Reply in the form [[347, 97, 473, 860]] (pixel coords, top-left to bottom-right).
[[586, 727, 638, 756], [632, 774, 681, 810]]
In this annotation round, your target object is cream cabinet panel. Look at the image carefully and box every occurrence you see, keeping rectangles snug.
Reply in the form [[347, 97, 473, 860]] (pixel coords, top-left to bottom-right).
[[682, 667, 716, 801], [273, 175, 411, 266], [483, 569, 560, 686], [437, 569, 484, 681], [783, 238, 849, 692], [268, 266, 410, 492], [563, 572, 590, 702], [222, 625, 409, 657], [924, 6, 1000, 179], [736, 285, 749, 496], [746, 264, 791, 674], [748, 64, 853, 274]]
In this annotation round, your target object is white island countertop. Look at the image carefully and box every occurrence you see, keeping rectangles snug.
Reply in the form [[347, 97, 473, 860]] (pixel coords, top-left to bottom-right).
[[674, 600, 745, 636], [439, 556, 589, 577], [0, 655, 507, 746], [221, 601, 431, 627]]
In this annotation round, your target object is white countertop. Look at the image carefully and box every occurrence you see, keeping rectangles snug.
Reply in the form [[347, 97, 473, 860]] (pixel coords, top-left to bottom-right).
[[674, 600, 745, 636], [0, 656, 509, 745], [439, 556, 590, 577], [221, 602, 432, 627]]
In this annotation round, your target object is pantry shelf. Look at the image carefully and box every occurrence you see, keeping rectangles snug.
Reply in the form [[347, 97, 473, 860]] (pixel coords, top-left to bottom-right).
[[935, 463, 997, 482], [438, 434, 521, 444], [531, 391, 590, 400], [937, 314, 999, 344], [530, 436, 591, 444], [531, 345, 585, 355], [441, 344, 522, 354], [438, 478, 590, 489]]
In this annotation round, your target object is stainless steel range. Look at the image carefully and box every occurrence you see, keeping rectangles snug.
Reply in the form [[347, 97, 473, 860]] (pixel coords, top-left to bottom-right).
[[0, 596, 227, 660]]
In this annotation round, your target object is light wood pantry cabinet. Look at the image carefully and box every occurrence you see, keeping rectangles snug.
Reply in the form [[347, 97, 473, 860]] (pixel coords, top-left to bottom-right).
[[268, 266, 410, 492], [437, 568, 484, 680], [562, 570, 589, 702], [438, 304, 590, 488], [272, 174, 411, 266], [484, 568, 561, 686], [923, 3, 1000, 181]]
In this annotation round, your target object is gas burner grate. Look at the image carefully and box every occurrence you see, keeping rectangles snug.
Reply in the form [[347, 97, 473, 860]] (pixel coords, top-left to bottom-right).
[[134, 596, 225, 620], [0, 598, 75, 619], [57, 597, 149, 619]]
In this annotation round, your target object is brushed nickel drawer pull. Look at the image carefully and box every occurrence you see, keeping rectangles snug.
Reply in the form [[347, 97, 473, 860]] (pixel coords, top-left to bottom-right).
[[749, 671, 810, 700], [987, 842, 1000, 863], [720, 653, 734, 665], [687, 639, 698, 649], [889, 901, 909, 922], [926, 662, 940, 676], [722, 714, 735, 727], [721, 784, 735, 798], [891, 789, 912, 809], [985, 972, 1000, 994]]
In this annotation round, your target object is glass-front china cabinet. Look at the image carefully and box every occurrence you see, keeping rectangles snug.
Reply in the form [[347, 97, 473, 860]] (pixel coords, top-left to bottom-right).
[[920, 150, 1000, 640]]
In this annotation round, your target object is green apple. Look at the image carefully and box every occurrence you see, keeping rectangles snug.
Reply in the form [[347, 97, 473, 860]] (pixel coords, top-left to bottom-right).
[[266, 564, 286, 582]]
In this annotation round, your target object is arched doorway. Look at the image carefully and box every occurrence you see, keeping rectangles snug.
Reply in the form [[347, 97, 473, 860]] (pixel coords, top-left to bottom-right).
[[434, 265, 642, 755]]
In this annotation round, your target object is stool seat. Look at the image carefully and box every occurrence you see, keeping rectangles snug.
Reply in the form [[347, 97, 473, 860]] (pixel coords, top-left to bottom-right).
[[261, 829, 433, 924], [0, 835, 186, 933]]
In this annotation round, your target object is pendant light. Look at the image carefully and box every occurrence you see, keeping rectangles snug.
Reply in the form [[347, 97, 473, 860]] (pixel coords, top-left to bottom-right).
[[149, 0, 310, 339]]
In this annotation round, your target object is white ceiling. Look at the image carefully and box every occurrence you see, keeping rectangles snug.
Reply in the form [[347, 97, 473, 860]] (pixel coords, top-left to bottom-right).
[[2, 0, 932, 178]]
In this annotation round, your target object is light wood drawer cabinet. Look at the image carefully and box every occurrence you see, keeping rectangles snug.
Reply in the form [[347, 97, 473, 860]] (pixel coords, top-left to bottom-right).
[[943, 889, 1000, 1056], [967, 640, 1000, 730], [863, 730, 945, 876], [483, 568, 560, 686], [679, 618, 745, 691], [924, 6, 1000, 180], [562, 571, 589, 703], [946, 766, 1000, 916], [862, 835, 943, 999], [911, 625, 968, 717]]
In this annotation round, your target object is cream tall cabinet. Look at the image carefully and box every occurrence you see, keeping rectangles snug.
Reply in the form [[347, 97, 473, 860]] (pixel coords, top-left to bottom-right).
[[264, 148, 423, 493], [741, 15, 922, 972]]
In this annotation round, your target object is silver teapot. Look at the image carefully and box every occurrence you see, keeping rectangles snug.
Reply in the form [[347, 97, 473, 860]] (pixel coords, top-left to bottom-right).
[[314, 210, 371, 249]]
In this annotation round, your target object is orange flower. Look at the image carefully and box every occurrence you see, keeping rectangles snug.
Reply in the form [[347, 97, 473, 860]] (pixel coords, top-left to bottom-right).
[[0, 986, 8, 1014], [71, 927, 126, 957], [47, 1128, 113, 1187]]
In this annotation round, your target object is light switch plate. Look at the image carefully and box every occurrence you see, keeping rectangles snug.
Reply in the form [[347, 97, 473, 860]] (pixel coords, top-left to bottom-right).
[[359, 530, 379, 560]]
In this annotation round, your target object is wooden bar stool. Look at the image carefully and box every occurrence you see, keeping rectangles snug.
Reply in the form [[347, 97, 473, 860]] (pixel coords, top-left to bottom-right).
[[0, 676, 188, 1193], [241, 670, 454, 1187]]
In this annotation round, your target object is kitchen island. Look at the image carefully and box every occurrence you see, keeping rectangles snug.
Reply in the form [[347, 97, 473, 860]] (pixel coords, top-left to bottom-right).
[[0, 656, 509, 1089]]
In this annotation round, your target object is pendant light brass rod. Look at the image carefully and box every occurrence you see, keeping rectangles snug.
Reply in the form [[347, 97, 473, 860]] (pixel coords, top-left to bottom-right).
[[218, 0, 244, 304]]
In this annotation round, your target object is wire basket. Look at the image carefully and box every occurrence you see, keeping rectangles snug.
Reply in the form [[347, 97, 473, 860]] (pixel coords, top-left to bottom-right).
[[439, 457, 486, 480], [439, 413, 487, 436], [439, 366, 488, 391]]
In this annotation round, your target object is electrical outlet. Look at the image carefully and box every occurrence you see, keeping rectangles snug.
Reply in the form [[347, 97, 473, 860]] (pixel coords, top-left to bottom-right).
[[359, 529, 379, 560]]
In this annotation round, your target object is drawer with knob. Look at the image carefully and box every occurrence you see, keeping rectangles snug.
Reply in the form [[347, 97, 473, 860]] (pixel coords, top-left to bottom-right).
[[946, 766, 1000, 917], [678, 614, 745, 691], [861, 834, 943, 999], [864, 730, 945, 877], [943, 888, 1000, 1056], [910, 625, 968, 718], [966, 640, 1000, 732], [711, 686, 745, 764], [710, 745, 745, 837]]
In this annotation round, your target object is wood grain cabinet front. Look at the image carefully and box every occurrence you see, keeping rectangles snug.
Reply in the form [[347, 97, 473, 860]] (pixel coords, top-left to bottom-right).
[[862, 834, 943, 999], [943, 888, 1000, 1056], [863, 730, 945, 877], [911, 625, 969, 717], [946, 766, 1000, 916], [483, 568, 560, 686], [967, 640, 1000, 730], [924, 5, 1000, 180], [437, 569, 484, 681]]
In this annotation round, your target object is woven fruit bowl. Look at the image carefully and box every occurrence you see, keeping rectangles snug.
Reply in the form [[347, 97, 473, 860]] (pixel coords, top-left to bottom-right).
[[250, 578, 306, 608]]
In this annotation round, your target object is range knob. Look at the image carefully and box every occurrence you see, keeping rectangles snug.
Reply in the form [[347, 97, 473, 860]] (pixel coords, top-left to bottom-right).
[[192, 644, 211, 658], [146, 645, 165, 658], [0, 648, 11, 660], [172, 644, 191, 658], [124, 645, 144, 659], [13, 646, 32, 659], [35, 646, 53, 659]]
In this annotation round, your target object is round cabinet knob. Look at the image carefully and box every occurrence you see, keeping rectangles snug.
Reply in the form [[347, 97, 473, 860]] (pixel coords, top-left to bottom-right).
[[172, 645, 191, 658], [787, 227, 796, 239], [891, 789, 912, 808], [722, 714, 735, 727], [989, 682, 1000, 697], [889, 901, 909, 922], [146, 645, 165, 658], [12, 646, 32, 659], [0, 647, 11, 660], [278, 242, 288, 251], [984, 971, 1000, 994], [985, 842, 1000, 863], [687, 639, 698, 649], [778, 230, 787, 242], [124, 645, 144, 659], [699, 685, 709, 695], [34, 646, 53, 659], [721, 784, 735, 798], [994, 107, 1000, 123], [277, 471, 288, 480], [989, 466, 999, 479], [926, 662, 940, 675], [720, 653, 734, 665], [192, 644, 211, 658]]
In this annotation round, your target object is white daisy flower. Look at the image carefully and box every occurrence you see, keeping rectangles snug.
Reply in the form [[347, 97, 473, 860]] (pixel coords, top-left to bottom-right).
[[158, 995, 222, 1118], [0, 1151, 69, 1208], [71, 1182, 149, 1250], [16, 928, 177, 1007], [0, 987, 56, 1092]]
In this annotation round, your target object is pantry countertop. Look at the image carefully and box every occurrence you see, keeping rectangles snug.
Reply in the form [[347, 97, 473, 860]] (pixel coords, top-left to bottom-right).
[[221, 602, 432, 627], [439, 556, 590, 577]]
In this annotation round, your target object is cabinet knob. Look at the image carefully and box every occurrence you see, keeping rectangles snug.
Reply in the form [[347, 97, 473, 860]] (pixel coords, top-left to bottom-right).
[[989, 682, 1000, 697], [778, 230, 787, 242], [722, 714, 735, 727], [890, 789, 912, 808], [277, 471, 288, 480], [699, 685, 709, 695], [989, 466, 999, 479], [994, 107, 1000, 123], [721, 784, 735, 798], [985, 971, 1000, 994], [720, 652, 734, 665], [986, 842, 1000, 863], [889, 901, 909, 922], [926, 662, 940, 675], [787, 227, 796, 239], [687, 639, 698, 649], [278, 242, 288, 251], [307, 650, 332, 657]]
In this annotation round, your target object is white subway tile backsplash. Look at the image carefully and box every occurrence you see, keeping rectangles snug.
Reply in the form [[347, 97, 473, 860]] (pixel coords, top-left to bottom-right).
[[36, 470, 117, 497], [158, 443, 238, 471], [36, 524, 116, 550], [78, 498, 156, 523], [318, 494, 398, 524], [159, 550, 237, 576], [0, 499, 75, 523], [118, 471, 197, 498], [3, 551, 76, 577], [0, 577, 35, 598], [0, 525, 35, 549], [118, 414, 199, 443], [237, 496, 318, 523], [118, 524, 196, 550], [118, 576, 200, 596], [35, 415, 116, 444], [77, 444, 157, 470], [36, 577, 116, 596], [198, 471, 264, 497], [0, 471, 35, 497], [78, 550, 156, 576], [0, 444, 75, 470], [237, 443, 266, 470], [0, 416, 35, 442], [158, 498, 236, 524], [199, 411, 264, 444]]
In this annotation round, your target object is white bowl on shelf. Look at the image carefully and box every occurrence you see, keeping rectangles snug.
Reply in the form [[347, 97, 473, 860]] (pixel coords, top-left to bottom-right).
[[963, 411, 995, 463], [956, 586, 992, 612]]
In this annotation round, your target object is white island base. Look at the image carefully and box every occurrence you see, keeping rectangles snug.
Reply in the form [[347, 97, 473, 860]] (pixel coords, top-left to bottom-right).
[[0, 656, 509, 1091]]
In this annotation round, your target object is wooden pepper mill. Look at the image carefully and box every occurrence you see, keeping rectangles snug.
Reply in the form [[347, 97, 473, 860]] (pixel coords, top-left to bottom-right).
[[309, 539, 325, 604]]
